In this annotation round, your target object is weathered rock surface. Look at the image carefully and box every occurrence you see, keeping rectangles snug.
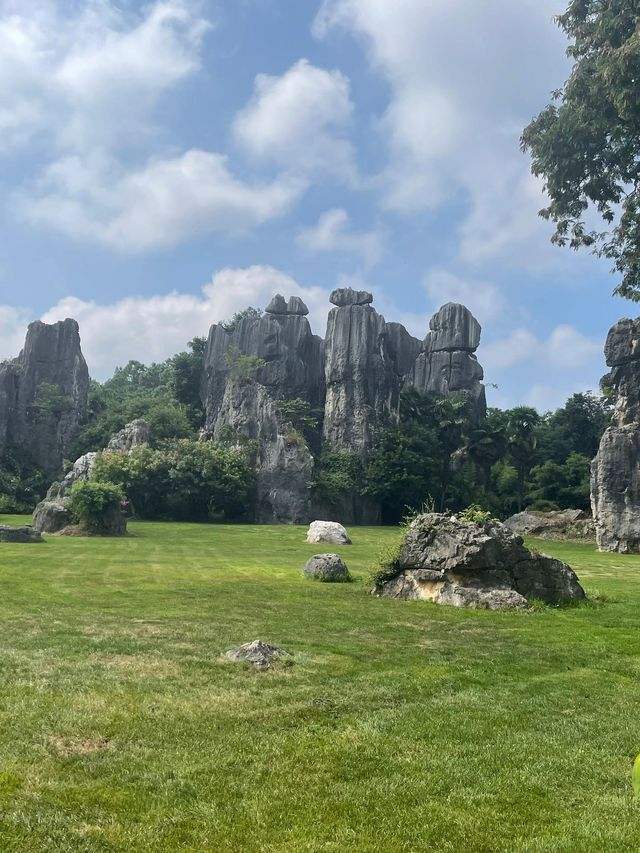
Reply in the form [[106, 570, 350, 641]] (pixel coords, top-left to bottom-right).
[[0, 319, 89, 475], [306, 520, 352, 545], [504, 509, 595, 540], [225, 640, 292, 669], [32, 500, 71, 534], [591, 316, 640, 552], [407, 303, 486, 420], [330, 288, 374, 307], [0, 525, 43, 543], [374, 513, 585, 609], [303, 553, 351, 582], [105, 419, 150, 452]]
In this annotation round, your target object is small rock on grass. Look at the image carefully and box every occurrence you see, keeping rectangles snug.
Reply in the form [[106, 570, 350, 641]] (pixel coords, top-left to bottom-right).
[[225, 640, 292, 670]]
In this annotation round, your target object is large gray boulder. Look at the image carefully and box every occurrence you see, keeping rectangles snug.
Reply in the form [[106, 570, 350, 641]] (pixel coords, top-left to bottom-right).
[[0, 525, 43, 543], [303, 553, 351, 582], [306, 520, 352, 544], [0, 319, 89, 476], [504, 509, 595, 540], [32, 500, 71, 534], [591, 316, 640, 552], [373, 513, 585, 609]]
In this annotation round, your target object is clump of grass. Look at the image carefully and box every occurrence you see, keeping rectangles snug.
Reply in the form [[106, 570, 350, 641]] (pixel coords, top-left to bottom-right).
[[369, 540, 403, 588]]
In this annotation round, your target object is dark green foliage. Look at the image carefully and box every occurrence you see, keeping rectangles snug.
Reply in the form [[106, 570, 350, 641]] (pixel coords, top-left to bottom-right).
[[220, 306, 262, 334], [68, 481, 124, 533], [274, 398, 323, 450], [223, 347, 266, 384], [93, 440, 255, 522], [521, 0, 640, 299], [31, 382, 73, 422], [168, 337, 206, 428], [0, 449, 49, 513], [312, 451, 365, 510]]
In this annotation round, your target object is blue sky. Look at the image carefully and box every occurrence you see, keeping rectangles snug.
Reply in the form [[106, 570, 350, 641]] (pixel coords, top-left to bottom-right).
[[0, 0, 631, 409]]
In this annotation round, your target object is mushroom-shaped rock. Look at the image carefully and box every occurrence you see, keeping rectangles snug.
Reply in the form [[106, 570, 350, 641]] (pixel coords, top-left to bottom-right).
[[304, 553, 351, 583], [265, 294, 288, 315], [329, 287, 374, 307], [0, 525, 43, 543], [287, 296, 309, 315], [373, 512, 585, 609], [225, 640, 292, 669], [306, 520, 352, 545]]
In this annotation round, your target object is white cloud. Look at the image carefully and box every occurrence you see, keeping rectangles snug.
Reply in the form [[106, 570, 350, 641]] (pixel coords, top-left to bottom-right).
[[17, 150, 306, 251], [0, 304, 30, 361], [233, 59, 357, 181], [314, 0, 571, 267], [0, 0, 209, 153], [422, 269, 504, 323], [38, 266, 331, 377], [297, 208, 382, 267]]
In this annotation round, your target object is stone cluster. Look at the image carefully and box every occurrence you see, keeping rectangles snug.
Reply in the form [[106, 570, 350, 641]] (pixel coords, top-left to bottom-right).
[[201, 289, 486, 524]]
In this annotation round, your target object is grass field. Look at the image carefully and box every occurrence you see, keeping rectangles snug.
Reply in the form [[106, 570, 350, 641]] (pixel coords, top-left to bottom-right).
[[0, 515, 639, 852]]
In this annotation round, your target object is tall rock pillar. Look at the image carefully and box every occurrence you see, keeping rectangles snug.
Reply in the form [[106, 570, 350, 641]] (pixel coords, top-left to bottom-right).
[[591, 318, 640, 552]]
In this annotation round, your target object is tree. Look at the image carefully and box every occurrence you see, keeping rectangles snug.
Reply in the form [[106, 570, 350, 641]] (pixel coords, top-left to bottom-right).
[[220, 307, 262, 334], [522, 1, 640, 299], [506, 407, 540, 511]]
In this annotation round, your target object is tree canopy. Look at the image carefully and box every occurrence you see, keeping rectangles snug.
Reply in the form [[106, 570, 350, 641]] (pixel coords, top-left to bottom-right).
[[521, 0, 640, 299]]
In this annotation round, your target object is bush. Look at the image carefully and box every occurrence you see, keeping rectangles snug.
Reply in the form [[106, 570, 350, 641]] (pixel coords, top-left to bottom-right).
[[93, 440, 255, 522], [69, 481, 124, 533], [458, 505, 496, 526]]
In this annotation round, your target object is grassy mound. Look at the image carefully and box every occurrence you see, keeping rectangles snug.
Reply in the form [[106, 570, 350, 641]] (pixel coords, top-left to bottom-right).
[[0, 516, 638, 851]]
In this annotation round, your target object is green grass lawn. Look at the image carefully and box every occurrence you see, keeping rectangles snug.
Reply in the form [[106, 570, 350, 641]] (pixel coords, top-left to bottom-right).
[[0, 516, 639, 852]]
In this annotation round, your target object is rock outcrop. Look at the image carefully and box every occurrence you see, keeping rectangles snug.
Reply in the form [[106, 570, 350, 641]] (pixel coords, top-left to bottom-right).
[[0, 525, 43, 543], [408, 303, 486, 420], [0, 319, 89, 475], [504, 509, 594, 540], [373, 513, 585, 609], [592, 318, 640, 552], [200, 290, 487, 524], [33, 419, 149, 533]]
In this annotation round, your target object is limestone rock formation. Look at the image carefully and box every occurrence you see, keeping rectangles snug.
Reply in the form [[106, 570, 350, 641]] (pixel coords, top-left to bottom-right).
[[374, 513, 585, 609], [225, 640, 292, 669], [408, 303, 486, 420], [504, 509, 594, 540], [592, 317, 640, 552], [34, 419, 149, 533], [0, 525, 43, 543], [0, 319, 89, 475], [105, 419, 150, 452], [306, 520, 352, 545], [304, 553, 351, 582], [200, 290, 486, 524]]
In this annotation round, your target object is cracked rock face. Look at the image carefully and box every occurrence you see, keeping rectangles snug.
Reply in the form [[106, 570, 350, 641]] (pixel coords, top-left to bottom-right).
[[0, 319, 89, 476], [591, 316, 640, 552], [373, 513, 585, 609]]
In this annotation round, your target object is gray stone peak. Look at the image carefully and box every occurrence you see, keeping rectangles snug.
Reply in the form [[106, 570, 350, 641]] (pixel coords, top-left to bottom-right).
[[424, 303, 481, 354], [329, 287, 374, 307], [265, 294, 309, 316], [604, 317, 640, 367]]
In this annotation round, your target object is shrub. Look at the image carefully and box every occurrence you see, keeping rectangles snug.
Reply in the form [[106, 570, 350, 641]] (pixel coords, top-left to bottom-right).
[[69, 481, 124, 533], [458, 505, 496, 526], [369, 541, 403, 588]]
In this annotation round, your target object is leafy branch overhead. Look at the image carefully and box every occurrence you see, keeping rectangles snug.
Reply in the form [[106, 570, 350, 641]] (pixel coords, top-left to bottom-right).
[[521, 0, 640, 299]]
